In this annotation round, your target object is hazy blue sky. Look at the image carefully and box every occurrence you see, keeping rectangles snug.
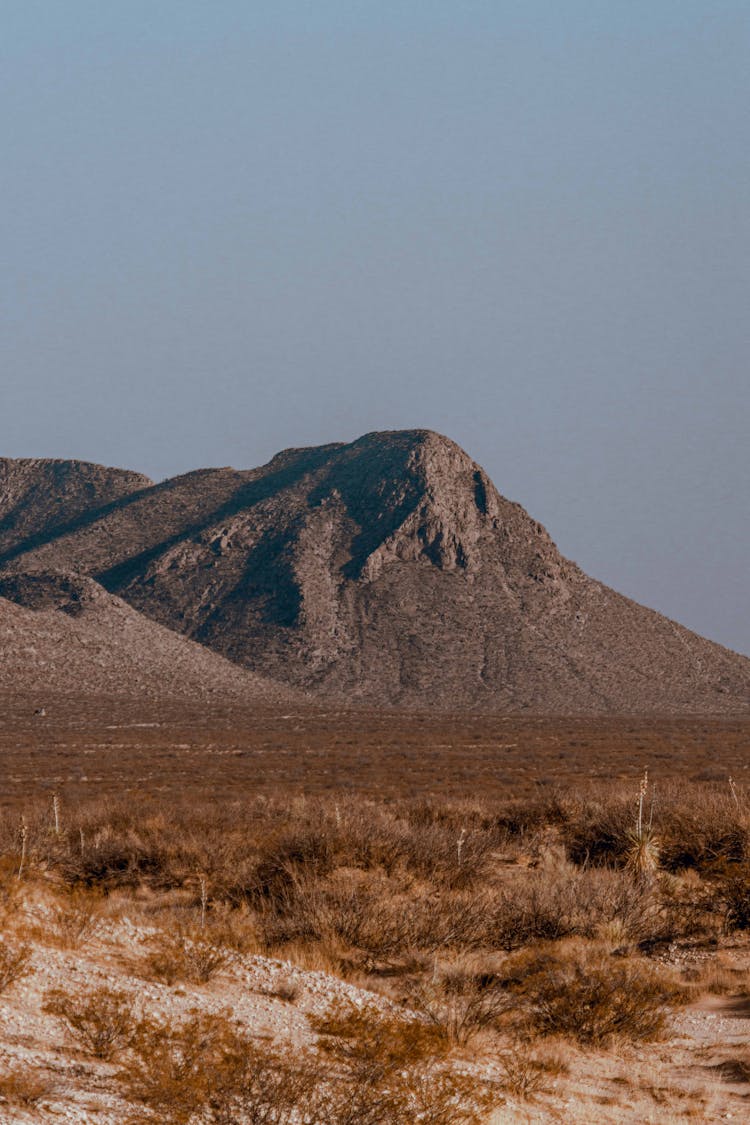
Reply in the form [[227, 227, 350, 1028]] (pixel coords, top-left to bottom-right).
[[2, 2, 748, 655]]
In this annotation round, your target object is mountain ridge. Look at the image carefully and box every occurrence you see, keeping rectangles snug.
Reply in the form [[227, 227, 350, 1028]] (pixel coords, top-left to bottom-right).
[[0, 430, 747, 713]]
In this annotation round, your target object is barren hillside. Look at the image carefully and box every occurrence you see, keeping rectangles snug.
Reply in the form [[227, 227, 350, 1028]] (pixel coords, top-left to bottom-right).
[[0, 572, 298, 706]]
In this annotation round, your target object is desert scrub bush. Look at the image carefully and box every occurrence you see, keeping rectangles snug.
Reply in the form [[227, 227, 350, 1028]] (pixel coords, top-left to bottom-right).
[[0, 1064, 55, 1111], [312, 1000, 500, 1124], [496, 1049, 551, 1099], [363, 807, 498, 889], [244, 823, 338, 906], [412, 962, 510, 1046], [138, 924, 231, 985], [43, 985, 139, 1059], [120, 1011, 320, 1125], [47, 885, 103, 948], [312, 999, 449, 1079], [0, 856, 22, 926], [488, 852, 670, 950], [256, 869, 502, 965], [500, 940, 688, 1045], [562, 773, 661, 874], [707, 862, 750, 932], [57, 820, 179, 889], [563, 783, 749, 875], [0, 938, 32, 994]]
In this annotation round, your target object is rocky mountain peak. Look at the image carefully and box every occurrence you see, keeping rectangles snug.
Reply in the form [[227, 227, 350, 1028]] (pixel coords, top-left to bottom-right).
[[0, 433, 746, 713]]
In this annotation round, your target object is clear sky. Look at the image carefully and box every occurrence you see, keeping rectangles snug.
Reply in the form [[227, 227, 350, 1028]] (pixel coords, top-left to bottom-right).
[[2, 2, 748, 655]]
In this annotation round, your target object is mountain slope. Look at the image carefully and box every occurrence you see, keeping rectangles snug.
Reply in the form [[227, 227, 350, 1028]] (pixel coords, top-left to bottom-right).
[[0, 432, 747, 713], [0, 571, 298, 705], [0, 458, 152, 562]]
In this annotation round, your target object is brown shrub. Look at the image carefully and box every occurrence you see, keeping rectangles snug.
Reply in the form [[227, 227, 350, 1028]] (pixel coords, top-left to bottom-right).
[[311, 1000, 501, 1124], [496, 1050, 550, 1099], [120, 1011, 319, 1125], [48, 885, 103, 948], [563, 787, 749, 875], [412, 964, 510, 1046], [312, 999, 448, 1079], [138, 924, 231, 985], [563, 798, 642, 869], [43, 985, 139, 1059], [500, 940, 688, 1045], [488, 852, 673, 951], [708, 862, 750, 932], [0, 856, 22, 926], [0, 939, 32, 993]]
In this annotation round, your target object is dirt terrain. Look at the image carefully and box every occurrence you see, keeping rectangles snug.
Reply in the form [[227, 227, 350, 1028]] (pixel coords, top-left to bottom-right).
[[0, 705, 749, 1122], [2, 894, 750, 1123], [1, 696, 748, 805]]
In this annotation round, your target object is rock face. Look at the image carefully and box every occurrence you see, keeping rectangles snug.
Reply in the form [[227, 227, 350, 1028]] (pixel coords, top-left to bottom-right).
[[0, 432, 747, 713]]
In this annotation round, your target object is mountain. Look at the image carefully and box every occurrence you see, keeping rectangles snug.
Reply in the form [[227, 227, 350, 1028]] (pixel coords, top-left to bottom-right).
[[0, 432, 747, 713]]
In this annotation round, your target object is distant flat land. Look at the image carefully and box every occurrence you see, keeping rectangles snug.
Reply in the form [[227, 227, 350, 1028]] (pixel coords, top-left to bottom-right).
[[1, 695, 747, 808]]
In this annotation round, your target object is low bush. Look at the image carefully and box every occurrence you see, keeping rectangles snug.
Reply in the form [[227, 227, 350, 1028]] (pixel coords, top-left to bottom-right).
[[0, 856, 22, 926], [43, 985, 139, 1059], [500, 940, 688, 1045], [412, 964, 510, 1046], [120, 1011, 320, 1125], [311, 1000, 500, 1124], [496, 1050, 550, 1099], [710, 863, 750, 932], [138, 925, 231, 985], [0, 939, 32, 993], [312, 1000, 448, 1078], [48, 885, 103, 948]]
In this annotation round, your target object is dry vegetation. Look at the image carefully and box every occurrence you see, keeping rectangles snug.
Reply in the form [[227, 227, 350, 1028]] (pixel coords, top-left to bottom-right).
[[0, 707, 749, 1120]]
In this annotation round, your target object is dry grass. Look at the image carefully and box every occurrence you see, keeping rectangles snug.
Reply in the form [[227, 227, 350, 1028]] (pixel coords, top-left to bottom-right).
[[1, 759, 749, 1120], [119, 1007, 499, 1125]]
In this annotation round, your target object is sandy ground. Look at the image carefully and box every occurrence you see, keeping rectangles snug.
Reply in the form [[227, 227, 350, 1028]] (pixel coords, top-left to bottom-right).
[[1, 894, 749, 1123]]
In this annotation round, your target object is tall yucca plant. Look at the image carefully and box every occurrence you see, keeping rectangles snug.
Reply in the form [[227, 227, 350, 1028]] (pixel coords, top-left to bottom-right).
[[625, 769, 660, 876]]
